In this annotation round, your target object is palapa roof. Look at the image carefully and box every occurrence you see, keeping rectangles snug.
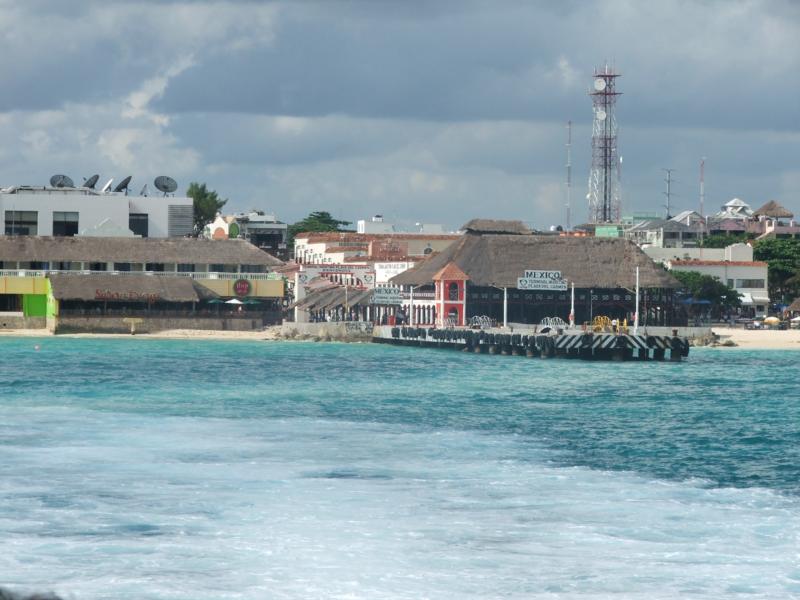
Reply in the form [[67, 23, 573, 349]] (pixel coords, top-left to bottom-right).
[[0, 236, 282, 266], [49, 273, 217, 302], [391, 232, 680, 289], [433, 262, 469, 281], [291, 285, 373, 310], [461, 219, 531, 235], [753, 200, 793, 219]]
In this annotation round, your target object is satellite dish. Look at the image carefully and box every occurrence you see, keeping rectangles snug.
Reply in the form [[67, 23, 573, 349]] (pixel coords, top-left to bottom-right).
[[596, 109, 607, 121], [594, 78, 607, 92], [83, 174, 99, 189], [113, 175, 132, 193], [154, 175, 178, 195], [101, 178, 114, 192], [139, 184, 148, 196], [50, 174, 74, 188]]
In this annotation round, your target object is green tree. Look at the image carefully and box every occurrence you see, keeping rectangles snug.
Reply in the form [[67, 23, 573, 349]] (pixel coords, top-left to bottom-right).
[[699, 233, 752, 248], [288, 211, 351, 244], [752, 238, 800, 303], [672, 270, 742, 317], [187, 182, 227, 234]]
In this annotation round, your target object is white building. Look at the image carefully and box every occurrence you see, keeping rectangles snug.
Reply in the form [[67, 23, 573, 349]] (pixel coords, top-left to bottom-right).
[[666, 245, 769, 317], [1, 184, 193, 238], [357, 215, 395, 234], [644, 242, 754, 265], [713, 198, 753, 220]]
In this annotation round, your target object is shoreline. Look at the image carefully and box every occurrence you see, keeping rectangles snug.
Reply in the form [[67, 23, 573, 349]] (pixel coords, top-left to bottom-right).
[[3, 326, 800, 350], [0, 328, 282, 341]]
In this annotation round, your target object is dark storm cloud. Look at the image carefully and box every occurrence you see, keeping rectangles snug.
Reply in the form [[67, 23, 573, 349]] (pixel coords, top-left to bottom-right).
[[156, 0, 799, 132]]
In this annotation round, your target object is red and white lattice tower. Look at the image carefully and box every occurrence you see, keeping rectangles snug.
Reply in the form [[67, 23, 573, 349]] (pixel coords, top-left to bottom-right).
[[587, 65, 622, 223]]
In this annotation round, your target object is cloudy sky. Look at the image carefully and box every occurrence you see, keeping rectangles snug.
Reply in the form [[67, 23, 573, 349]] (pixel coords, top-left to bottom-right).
[[0, 0, 797, 231]]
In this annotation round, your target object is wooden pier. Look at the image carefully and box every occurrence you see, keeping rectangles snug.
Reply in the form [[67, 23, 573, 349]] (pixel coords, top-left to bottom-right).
[[373, 326, 690, 362]]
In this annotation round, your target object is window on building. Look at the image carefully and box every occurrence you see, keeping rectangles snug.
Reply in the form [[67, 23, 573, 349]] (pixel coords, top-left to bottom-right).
[[5, 211, 38, 235], [52, 211, 79, 236], [129, 213, 149, 237], [177, 264, 195, 273], [0, 294, 22, 311], [240, 264, 265, 273], [727, 279, 734, 288], [114, 263, 132, 272], [146, 263, 165, 272], [736, 279, 765, 289], [89, 262, 107, 271], [448, 282, 459, 301]]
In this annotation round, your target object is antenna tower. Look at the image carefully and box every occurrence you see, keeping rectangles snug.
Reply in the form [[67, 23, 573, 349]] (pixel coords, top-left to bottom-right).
[[699, 159, 705, 217], [699, 158, 705, 245], [565, 120, 572, 230], [588, 64, 621, 223], [663, 168, 675, 219]]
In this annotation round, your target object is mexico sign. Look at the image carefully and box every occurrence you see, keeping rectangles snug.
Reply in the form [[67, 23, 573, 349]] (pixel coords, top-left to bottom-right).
[[372, 286, 402, 305], [517, 270, 567, 291]]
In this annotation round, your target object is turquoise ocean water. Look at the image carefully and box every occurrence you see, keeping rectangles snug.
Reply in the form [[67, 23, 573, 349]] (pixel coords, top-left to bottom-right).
[[1, 338, 799, 599]]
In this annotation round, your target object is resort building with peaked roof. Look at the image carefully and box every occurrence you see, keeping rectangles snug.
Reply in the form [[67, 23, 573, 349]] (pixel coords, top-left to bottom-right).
[[390, 219, 682, 328]]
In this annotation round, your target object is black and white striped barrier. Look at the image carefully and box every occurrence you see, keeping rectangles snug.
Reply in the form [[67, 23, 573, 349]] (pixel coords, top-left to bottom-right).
[[375, 327, 690, 362]]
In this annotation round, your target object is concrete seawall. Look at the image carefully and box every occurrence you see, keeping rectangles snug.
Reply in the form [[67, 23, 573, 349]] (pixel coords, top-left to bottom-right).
[[55, 316, 266, 334]]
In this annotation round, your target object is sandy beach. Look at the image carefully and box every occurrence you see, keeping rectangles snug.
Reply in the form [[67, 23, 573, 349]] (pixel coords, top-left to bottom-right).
[[710, 327, 800, 350]]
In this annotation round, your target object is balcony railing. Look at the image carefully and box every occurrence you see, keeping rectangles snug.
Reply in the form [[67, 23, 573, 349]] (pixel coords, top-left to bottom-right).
[[0, 269, 283, 281]]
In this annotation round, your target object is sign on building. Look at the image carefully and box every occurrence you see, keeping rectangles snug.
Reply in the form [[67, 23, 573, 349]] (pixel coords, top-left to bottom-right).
[[372, 286, 402, 305], [299, 265, 376, 288], [517, 270, 568, 291], [374, 261, 413, 284]]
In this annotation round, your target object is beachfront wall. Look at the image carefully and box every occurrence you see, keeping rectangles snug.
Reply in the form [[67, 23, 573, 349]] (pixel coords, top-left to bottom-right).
[[54, 315, 271, 334]]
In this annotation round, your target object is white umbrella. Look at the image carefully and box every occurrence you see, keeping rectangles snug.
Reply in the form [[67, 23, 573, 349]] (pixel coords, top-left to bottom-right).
[[791, 316, 800, 322], [225, 298, 244, 304]]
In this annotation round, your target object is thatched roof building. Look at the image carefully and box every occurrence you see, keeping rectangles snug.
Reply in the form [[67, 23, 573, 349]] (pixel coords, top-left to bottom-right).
[[392, 225, 679, 289], [0, 236, 282, 267], [753, 200, 794, 219], [461, 219, 532, 235], [49, 273, 217, 303]]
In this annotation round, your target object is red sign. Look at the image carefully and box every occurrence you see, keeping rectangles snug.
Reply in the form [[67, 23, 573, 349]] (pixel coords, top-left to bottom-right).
[[233, 279, 251, 297]]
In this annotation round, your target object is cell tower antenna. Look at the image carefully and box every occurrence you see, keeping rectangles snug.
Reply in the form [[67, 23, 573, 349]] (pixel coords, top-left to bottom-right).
[[699, 157, 706, 246], [699, 158, 706, 217], [587, 63, 622, 223], [565, 120, 572, 230], [663, 168, 676, 219]]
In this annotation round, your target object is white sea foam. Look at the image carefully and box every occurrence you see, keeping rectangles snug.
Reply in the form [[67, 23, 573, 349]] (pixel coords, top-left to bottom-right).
[[1, 409, 799, 599]]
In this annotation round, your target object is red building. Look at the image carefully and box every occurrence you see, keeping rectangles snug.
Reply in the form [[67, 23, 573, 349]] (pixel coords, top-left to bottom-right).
[[433, 262, 469, 326]]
